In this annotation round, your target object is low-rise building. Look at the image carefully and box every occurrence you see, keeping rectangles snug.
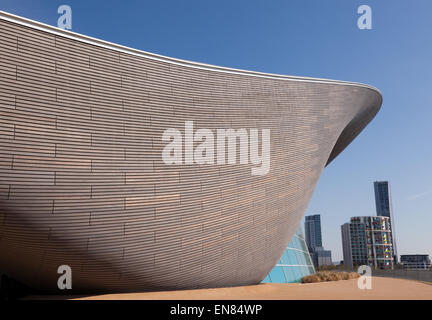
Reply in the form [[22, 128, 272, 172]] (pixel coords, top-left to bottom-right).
[[400, 255, 431, 270], [311, 247, 332, 267]]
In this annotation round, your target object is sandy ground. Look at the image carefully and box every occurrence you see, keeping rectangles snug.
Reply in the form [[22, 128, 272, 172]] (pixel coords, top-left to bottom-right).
[[26, 277, 432, 300]]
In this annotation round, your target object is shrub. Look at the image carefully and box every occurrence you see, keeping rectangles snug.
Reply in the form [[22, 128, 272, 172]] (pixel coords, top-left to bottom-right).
[[301, 275, 321, 283], [301, 271, 360, 283]]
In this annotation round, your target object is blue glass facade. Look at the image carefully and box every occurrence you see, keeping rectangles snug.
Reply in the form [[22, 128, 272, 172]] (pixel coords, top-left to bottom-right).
[[263, 227, 315, 283]]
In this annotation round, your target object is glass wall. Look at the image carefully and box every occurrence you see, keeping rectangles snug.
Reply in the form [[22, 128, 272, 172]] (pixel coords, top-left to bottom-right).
[[262, 227, 315, 283]]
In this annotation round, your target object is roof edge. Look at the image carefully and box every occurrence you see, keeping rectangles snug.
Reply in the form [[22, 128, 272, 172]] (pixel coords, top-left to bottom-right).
[[0, 10, 381, 95]]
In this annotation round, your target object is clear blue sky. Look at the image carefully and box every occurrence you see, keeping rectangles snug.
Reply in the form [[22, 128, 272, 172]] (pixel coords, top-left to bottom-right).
[[1, 0, 431, 261]]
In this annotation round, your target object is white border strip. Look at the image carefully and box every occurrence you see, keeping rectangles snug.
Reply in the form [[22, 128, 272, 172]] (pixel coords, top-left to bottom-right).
[[0, 10, 381, 94]]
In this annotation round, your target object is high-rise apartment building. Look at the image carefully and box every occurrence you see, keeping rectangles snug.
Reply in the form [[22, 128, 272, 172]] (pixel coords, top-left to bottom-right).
[[374, 181, 398, 263], [305, 214, 332, 267], [341, 223, 353, 269], [305, 215, 323, 252], [341, 216, 394, 270]]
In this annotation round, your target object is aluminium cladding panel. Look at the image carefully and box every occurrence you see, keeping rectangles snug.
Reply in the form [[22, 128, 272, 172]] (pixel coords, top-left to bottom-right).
[[0, 15, 382, 292]]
